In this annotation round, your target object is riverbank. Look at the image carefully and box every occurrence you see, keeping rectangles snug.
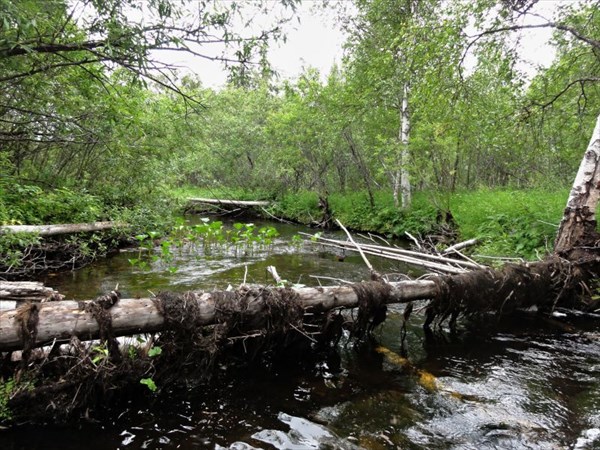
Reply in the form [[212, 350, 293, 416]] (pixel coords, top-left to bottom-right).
[[175, 186, 569, 260], [0, 184, 181, 279], [0, 184, 569, 279]]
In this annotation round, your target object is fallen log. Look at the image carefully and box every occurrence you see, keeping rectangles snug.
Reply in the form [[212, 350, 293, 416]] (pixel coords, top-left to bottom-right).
[[0, 281, 62, 303], [2, 253, 596, 353], [187, 198, 271, 207], [0, 221, 122, 236], [0, 280, 435, 352]]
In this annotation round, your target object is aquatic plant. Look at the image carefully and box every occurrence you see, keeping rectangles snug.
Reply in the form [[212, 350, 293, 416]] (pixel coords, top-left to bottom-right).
[[128, 219, 280, 270]]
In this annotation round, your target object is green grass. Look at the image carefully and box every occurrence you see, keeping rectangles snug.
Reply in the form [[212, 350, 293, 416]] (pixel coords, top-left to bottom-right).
[[175, 185, 570, 260], [450, 188, 568, 258], [274, 188, 569, 260]]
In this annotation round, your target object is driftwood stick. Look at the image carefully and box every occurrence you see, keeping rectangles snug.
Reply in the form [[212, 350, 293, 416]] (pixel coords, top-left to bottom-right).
[[260, 207, 293, 224], [442, 238, 479, 255], [405, 231, 422, 249], [335, 219, 375, 273], [444, 249, 484, 268], [266, 265, 283, 284]]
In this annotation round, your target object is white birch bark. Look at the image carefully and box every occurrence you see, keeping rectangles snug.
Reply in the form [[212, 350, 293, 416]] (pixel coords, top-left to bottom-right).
[[555, 114, 600, 252], [0, 221, 122, 236], [400, 83, 412, 209]]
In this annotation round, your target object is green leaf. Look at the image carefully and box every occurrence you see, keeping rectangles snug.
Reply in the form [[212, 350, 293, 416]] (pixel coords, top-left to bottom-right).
[[140, 378, 157, 392], [148, 346, 162, 357]]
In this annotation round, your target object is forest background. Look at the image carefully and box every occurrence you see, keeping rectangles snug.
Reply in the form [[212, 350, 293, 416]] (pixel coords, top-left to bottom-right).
[[1, 0, 599, 268]]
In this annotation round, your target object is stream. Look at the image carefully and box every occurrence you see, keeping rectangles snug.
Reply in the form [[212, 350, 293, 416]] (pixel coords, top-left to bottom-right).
[[1, 217, 600, 449]]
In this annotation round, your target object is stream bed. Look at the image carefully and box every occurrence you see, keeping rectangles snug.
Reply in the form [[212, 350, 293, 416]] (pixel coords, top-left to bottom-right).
[[1, 218, 600, 449]]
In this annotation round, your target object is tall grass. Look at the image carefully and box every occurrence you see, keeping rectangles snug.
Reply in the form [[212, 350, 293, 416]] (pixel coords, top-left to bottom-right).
[[450, 188, 568, 258], [175, 185, 570, 259]]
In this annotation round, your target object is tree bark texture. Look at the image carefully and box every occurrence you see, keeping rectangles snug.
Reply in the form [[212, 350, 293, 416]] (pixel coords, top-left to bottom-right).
[[399, 83, 412, 209], [555, 115, 600, 253], [0, 221, 121, 236], [0, 281, 436, 351]]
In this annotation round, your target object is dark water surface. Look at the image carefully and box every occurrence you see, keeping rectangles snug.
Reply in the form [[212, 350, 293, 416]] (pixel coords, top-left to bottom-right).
[[2, 218, 600, 449]]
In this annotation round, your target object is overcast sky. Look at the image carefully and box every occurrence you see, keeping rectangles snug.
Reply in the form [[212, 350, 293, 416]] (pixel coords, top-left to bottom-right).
[[164, 1, 346, 88], [167, 0, 566, 89]]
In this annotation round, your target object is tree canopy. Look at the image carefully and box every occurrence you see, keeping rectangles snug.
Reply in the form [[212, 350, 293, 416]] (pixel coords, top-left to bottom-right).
[[1, 0, 600, 230]]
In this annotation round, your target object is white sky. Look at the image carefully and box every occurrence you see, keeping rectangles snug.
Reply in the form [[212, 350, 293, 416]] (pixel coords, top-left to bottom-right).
[[164, 1, 347, 88], [167, 0, 569, 89]]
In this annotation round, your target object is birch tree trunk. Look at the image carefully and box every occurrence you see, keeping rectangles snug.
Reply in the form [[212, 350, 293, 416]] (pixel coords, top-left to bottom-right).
[[555, 114, 600, 253], [398, 83, 412, 209]]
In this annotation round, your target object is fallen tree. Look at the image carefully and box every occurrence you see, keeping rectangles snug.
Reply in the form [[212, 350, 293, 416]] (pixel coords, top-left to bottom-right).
[[1, 256, 594, 353], [0, 280, 435, 352], [187, 198, 271, 207], [0, 281, 62, 304], [0, 221, 122, 237], [0, 222, 128, 280]]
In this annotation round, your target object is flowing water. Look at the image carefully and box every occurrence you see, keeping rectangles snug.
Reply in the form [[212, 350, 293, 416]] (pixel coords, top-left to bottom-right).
[[2, 218, 600, 449]]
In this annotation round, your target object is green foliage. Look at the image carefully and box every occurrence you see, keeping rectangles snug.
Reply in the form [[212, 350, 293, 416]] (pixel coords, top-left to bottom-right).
[[140, 378, 157, 392], [0, 232, 40, 269], [0, 377, 34, 422], [0, 378, 15, 421], [91, 343, 110, 365], [320, 191, 437, 236], [451, 189, 568, 259], [0, 184, 103, 225], [148, 346, 163, 358], [270, 192, 320, 223], [271, 188, 567, 259]]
